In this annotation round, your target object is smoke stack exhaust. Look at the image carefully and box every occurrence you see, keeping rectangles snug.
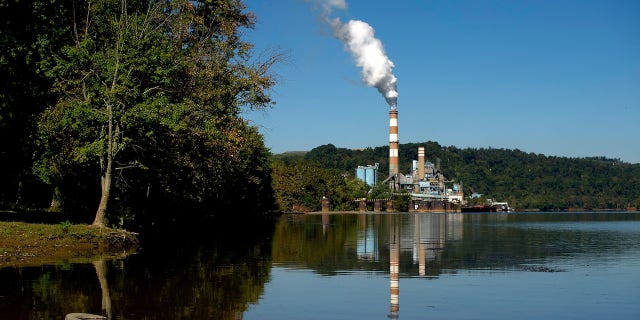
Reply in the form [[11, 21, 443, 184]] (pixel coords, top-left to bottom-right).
[[389, 109, 399, 178], [418, 146, 425, 180], [310, 1, 398, 108], [331, 19, 398, 108]]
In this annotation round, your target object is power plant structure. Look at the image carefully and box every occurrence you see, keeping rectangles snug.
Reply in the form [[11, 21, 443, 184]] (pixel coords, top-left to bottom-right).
[[378, 108, 463, 212], [402, 150, 463, 212], [355, 163, 380, 187]]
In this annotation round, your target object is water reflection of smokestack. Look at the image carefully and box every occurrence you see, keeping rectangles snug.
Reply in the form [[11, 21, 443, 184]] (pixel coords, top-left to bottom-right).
[[414, 215, 426, 276], [389, 216, 400, 319]]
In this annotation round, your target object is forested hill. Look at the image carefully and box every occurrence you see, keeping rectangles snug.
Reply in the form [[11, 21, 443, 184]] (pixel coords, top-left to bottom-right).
[[274, 142, 640, 210]]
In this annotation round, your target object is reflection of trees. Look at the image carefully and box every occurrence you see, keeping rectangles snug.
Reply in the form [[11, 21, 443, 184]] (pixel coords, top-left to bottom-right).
[[271, 214, 456, 275], [108, 238, 273, 319], [441, 213, 638, 270], [0, 264, 100, 319], [4, 213, 637, 319], [93, 259, 111, 319], [271, 213, 639, 276], [271, 214, 390, 274], [0, 232, 273, 319]]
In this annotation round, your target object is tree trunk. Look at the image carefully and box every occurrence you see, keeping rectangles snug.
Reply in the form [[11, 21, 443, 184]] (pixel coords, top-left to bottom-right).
[[49, 186, 62, 212], [93, 102, 113, 228], [94, 168, 111, 228], [94, 4, 124, 228]]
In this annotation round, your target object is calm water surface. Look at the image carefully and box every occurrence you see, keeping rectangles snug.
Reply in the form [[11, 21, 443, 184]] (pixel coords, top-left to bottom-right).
[[1, 212, 639, 319]]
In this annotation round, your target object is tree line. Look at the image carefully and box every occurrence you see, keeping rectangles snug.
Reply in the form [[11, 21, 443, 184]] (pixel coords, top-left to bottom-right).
[[276, 142, 640, 211], [3, 1, 638, 225], [1, 0, 280, 229]]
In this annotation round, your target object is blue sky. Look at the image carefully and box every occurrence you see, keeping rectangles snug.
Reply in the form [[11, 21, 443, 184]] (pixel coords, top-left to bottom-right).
[[243, 0, 640, 163]]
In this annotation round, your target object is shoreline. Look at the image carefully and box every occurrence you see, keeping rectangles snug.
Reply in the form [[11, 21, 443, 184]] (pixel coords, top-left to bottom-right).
[[0, 221, 139, 268], [303, 209, 638, 214]]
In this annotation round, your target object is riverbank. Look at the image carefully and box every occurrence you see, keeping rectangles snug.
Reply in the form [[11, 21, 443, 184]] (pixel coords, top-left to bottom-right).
[[0, 221, 139, 268]]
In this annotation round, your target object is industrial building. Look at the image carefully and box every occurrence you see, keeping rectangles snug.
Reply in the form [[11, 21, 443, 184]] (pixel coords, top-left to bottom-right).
[[356, 108, 463, 212], [381, 145, 463, 212], [355, 163, 379, 186]]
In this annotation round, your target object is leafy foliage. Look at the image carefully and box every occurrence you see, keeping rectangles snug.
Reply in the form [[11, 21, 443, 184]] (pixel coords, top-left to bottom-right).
[[293, 143, 640, 210], [0, 0, 71, 208], [2, 0, 282, 227], [271, 160, 367, 212]]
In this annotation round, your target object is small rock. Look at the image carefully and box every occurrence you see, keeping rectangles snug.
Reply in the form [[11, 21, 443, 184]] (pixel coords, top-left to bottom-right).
[[65, 313, 106, 320]]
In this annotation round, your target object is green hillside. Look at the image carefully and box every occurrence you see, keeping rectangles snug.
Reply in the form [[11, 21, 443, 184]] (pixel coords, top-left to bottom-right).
[[280, 142, 640, 210]]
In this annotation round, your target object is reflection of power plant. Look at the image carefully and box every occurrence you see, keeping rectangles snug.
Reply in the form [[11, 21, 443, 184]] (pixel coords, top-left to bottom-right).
[[356, 215, 379, 260], [356, 214, 463, 270], [355, 213, 464, 318], [389, 216, 400, 319], [413, 214, 463, 276]]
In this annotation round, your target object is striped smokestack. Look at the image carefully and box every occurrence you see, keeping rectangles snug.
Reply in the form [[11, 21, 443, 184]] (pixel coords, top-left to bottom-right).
[[418, 146, 425, 180], [389, 109, 399, 178]]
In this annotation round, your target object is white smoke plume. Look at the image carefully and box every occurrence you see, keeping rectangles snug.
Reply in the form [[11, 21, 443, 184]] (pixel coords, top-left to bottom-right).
[[316, 0, 347, 14], [310, 0, 398, 108]]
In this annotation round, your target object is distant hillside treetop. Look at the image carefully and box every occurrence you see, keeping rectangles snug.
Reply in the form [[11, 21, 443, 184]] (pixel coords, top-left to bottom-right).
[[274, 142, 640, 210]]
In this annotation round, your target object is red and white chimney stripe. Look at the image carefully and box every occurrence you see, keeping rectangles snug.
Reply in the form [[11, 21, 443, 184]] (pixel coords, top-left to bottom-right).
[[389, 109, 399, 177]]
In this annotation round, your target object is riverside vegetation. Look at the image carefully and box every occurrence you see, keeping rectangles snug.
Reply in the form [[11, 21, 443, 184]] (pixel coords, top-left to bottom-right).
[[1, 0, 281, 230], [1, 1, 639, 266], [1, 0, 281, 263], [273, 143, 640, 211]]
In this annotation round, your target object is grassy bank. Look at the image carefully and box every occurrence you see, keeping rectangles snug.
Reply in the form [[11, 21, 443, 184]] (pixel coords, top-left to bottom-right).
[[0, 221, 139, 268]]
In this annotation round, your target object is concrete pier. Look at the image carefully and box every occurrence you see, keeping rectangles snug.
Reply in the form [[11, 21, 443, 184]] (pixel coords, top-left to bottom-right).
[[321, 197, 331, 212], [359, 199, 367, 212], [374, 200, 382, 212]]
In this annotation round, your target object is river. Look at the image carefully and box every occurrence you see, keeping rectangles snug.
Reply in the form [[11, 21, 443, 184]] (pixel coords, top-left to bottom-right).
[[1, 212, 639, 319]]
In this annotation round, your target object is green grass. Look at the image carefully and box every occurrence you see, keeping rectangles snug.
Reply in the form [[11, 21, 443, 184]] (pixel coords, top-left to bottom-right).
[[0, 221, 138, 268]]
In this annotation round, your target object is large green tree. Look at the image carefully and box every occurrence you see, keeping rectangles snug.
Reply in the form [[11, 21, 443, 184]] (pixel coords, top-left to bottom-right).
[[0, 0, 71, 207], [35, 0, 280, 227]]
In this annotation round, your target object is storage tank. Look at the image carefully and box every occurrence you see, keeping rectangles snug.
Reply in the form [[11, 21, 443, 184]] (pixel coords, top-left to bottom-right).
[[356, 167, 366, 183], [365, 166, 377, 186], [356, 164, 379, 186]]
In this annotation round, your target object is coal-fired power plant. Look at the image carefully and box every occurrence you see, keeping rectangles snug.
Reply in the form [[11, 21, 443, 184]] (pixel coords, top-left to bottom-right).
[[348, 100, 465, 212], [389, 109, 399, 179], [354, 107, 463, 213]]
